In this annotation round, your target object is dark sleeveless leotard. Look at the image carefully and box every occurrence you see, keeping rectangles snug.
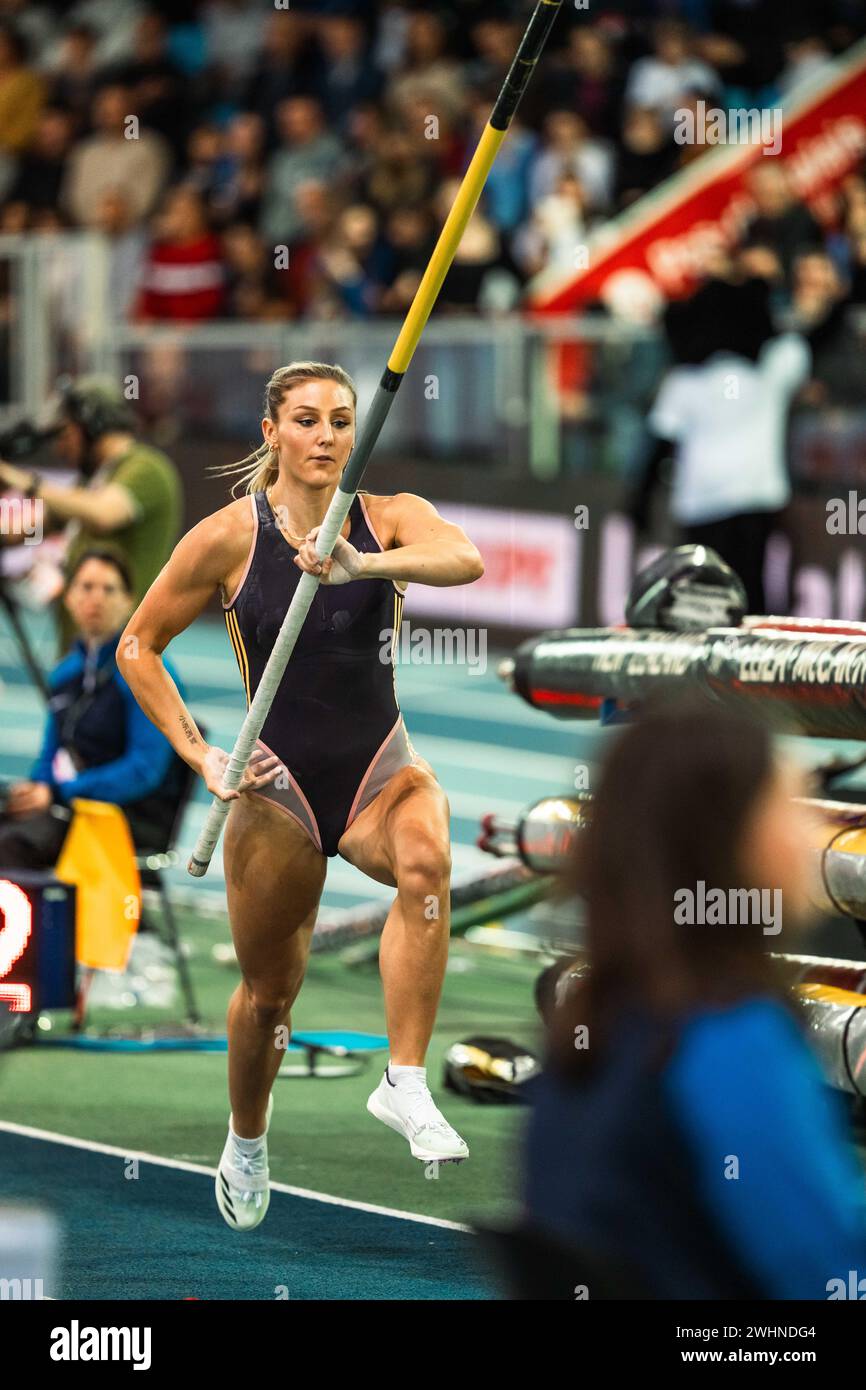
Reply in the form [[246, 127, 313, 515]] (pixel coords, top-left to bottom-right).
[[223, 490, 415, 856]]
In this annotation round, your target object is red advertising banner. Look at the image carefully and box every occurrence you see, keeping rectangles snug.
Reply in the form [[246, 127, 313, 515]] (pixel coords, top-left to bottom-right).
[[528, 39, 866, 311]]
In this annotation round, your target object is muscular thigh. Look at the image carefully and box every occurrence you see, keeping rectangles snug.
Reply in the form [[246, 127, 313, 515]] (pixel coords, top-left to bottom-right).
[[337, 757, 450, 885], [224, 793, 327, 982]]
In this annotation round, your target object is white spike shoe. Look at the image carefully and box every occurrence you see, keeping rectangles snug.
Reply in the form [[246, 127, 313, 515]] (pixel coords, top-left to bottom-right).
[[367, 1068, 468, 1164], [215, 1092, 273, 1230]]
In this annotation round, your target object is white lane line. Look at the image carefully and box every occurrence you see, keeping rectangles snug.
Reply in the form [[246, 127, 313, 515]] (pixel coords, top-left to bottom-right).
[[0, 1120, 471, 1232]]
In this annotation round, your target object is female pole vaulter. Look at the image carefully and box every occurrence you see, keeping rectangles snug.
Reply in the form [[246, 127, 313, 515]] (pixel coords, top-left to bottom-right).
[[120, 0, 564, 1229], [119, 360, 482, 1227]]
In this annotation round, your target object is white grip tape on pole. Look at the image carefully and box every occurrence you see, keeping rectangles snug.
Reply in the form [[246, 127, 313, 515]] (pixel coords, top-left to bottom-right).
[[187, 488, 354, 876]]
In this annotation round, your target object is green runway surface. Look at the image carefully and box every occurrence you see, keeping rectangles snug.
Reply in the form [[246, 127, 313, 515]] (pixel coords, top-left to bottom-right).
[[0, 915, 544, 1298]]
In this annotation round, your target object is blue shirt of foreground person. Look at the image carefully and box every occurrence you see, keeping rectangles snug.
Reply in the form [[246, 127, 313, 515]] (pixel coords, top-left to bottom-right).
[[7, 548, 185, 850], [522, 699, 866, 1301]]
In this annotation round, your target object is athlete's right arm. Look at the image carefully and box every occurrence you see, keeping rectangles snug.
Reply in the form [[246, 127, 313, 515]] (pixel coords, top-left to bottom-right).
[[117, 508, 278, 801]]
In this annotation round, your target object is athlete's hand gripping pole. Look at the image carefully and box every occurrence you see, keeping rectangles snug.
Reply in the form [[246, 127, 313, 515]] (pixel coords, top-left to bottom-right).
[[188, 0, 564, 877]]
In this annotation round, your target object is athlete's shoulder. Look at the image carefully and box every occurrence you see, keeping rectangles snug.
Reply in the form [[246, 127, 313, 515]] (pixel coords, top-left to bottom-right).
[[360, 491, 440, 541], [172, 496, 255, 577]]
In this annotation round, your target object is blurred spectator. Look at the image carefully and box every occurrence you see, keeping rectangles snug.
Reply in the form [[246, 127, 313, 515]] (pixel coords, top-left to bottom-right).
[[5, 106, 74, 222], [0, 21, 45, 157], [92, 188, 147, 321], [513, 173, 593, 280], [434, 179, 522, 315], [0, 548, 187, 869], [529, 110, 613, 216], [56, 0, 142, 69], [357, 125, 436, 217], [202, 0, 269, 90], [99, 10, 189, 158], [240, 10, 312, 141], [624, 20, 720, 120], [778, 32, 834, 95], [61, 82, 171, 229], [314, 15, 383, 134], [135, 184, 226, 321], [742, 162, 824, 287], [546, 27, 625, 141], [259, 95, 345, 247], [316, 203, 393, 318], [521, 700, 866, 1299], [465, 95, 536, 235], [222, 219, 294, 319], [614, 106, 676, 210], [386, 10, 465, 128], [209, 111, 265, 227], [47, 24, 100, 125]]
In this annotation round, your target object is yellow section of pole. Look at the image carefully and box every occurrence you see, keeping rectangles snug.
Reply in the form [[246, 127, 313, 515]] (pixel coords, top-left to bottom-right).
[[387, 123, 506, 375]]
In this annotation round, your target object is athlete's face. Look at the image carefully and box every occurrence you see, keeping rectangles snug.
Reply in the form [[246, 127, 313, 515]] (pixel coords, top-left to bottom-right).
[[264, 380, 355, 489]]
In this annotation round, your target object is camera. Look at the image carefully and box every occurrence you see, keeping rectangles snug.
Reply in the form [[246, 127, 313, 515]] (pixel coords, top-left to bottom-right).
[[0, 420, 59, 463]]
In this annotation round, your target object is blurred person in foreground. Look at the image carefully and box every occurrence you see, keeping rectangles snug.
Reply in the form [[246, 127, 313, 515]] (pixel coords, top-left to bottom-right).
[[521, 699, 866, 1300], [0, 548, 185, 870], [0, 377, 182, 652]]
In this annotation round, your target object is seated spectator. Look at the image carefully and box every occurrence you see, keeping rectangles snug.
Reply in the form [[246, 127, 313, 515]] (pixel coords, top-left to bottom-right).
[[259, 95, 345, 247], [385, 10, 466, 130], [522, 699, 866, 1299], [61, 82, 170, 229], [742, 162, 824, 288], [433, 178, 523, 314], [513, 173, 593, 280], [209, 111, 266, 227], [544, 26, 625, 142], [316, 202, 394, 317], [313, 14, 383, 134], [47, 23, 100, 127], [0, 548, 186, 870], [4, 106, 74, 222], [357, 125, 437, 218], [529, 110, 613, 217], [624, 19, 720, 122], [222, 219, 295, 319], [93, 187, 148, 321], [99, 10, 189, 159], [0, 21, 45, 164], [240, 8, 313, 142], [614, 106, 676, 210], [135, 184, 226, 321], [464, 93, 536, 235]]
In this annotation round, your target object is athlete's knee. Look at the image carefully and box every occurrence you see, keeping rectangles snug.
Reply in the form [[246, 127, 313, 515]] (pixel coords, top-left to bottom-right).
[[243, 980, 294, 1030], [396, 831, 452, 898]]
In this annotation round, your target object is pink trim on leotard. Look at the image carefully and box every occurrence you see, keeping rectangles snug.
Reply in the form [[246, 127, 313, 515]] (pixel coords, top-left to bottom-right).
[[223, 492, 259, 609], [343, 714, 409, 833], [250, 737, 323, 853], [358, 492, 406, 596]]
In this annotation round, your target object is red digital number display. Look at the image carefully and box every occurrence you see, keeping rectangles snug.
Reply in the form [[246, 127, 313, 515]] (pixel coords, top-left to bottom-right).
[[0, 879, 34, 1012]]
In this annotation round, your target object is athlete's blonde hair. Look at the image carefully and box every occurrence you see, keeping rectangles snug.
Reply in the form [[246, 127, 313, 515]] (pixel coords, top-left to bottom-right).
[[212, 361, 358, 496]]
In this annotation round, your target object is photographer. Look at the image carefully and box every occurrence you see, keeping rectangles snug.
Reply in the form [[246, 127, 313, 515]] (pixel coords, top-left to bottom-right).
[[0, 548, 185, 871], [0, 377, 181, 652]]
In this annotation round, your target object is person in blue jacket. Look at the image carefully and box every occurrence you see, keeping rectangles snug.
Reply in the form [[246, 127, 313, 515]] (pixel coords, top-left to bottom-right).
[[522, 697, 866, 1300], [0, 547, 186, 868]]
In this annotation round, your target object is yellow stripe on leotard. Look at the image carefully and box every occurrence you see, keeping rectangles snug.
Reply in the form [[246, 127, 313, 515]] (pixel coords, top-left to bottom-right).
[[224, 608, 251, 708]]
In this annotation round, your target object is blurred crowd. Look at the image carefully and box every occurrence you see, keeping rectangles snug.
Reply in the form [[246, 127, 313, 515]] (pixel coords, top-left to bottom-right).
[[1, 0, 865, 327]]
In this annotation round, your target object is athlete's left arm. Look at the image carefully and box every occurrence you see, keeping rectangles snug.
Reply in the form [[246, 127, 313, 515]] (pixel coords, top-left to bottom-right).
[[365, 493, 484, 587]]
